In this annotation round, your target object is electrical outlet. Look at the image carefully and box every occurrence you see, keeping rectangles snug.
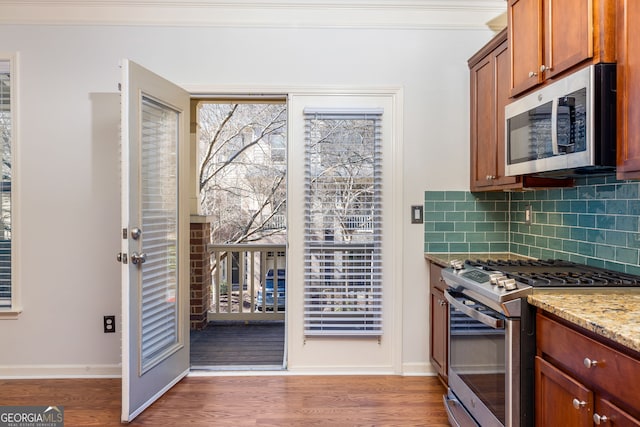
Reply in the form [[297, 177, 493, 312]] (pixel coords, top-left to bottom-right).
[[524, 205, 532, 225], [103, 315, 116, 333]]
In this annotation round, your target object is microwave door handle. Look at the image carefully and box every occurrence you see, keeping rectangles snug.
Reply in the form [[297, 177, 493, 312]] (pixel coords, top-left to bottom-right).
[[444, 290, 505, 329], [551, 98, 559, 155]]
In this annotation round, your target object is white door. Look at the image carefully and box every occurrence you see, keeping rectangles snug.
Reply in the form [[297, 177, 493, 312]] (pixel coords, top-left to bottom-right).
[[120, 59, 190, 422]]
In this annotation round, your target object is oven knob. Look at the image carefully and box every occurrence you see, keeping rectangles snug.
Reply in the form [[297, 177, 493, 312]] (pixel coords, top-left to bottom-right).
[[489, 273, 504, 285], [450, 259, 465, 270], [502, 279, 517, 291], [495, 276, 508, 287]]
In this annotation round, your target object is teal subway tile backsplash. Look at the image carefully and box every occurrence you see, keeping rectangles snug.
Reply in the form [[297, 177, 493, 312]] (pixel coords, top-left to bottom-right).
[[425, 175, 640, 274], [510, 175, 640, 273], [424, 191, 509, 253]]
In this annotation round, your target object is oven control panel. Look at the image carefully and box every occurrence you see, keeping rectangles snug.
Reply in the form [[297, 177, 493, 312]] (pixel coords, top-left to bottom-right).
[[461, 269, 491, 283]]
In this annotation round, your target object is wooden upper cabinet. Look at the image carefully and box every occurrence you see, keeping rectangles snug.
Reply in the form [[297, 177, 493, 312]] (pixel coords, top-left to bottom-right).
[[616, 0, 640, 179], [509, 0, 615, 97], [509, 0, 542, 96], [469, 29, 520, 191], [543, 0, 593, 78]]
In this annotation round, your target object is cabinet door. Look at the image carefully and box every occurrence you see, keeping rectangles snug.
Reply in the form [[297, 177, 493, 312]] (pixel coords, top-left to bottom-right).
[[535, 356, 594, 427], [493, 40, 519, 188], [509, 0, 542, 96], [470, 39, 518, 191], [543, 0, 593, 79], [470, 54, 497, 189], [616, 0, 640, 179], [595, 398, 640, 427], [430, 286, 448, 384]]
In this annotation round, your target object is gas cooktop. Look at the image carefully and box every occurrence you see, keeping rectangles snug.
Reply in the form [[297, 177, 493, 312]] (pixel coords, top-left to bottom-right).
[[465, 259, 640, 287], [441, 258, 640, 310]]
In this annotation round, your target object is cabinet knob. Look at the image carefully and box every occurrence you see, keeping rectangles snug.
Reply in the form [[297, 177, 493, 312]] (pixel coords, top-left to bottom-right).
[[572, 398, 587, 410], [540, 64, 551, 72], [486, 175, 496, 180], [528, 71, 538, 78], [583, 357, 599, 368], [593, 414, 609, 425]]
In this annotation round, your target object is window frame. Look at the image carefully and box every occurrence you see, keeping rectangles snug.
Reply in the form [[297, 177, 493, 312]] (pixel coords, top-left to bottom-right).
[[0, 52, 20, 318]]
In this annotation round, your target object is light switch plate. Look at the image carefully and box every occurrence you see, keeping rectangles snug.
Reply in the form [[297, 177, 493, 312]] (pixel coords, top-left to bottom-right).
[[411, 205, 423, 224]]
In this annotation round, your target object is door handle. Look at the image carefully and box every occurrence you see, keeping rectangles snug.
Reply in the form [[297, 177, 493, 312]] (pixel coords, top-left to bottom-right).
[[445, 290, 505, 329], [131, 252, 147, 265]]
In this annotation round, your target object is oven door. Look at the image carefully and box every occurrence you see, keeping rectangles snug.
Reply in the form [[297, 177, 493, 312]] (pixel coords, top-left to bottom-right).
[[444, 289, 520, 427]]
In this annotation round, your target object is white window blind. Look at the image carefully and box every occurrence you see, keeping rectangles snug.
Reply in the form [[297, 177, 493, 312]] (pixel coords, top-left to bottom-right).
[[0, 59, 12, 309], [303, 108, 383, 336], [140, 96, 179, 372]]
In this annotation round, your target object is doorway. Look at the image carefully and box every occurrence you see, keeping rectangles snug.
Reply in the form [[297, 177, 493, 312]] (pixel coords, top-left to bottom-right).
[[189, 97, 288, 370]]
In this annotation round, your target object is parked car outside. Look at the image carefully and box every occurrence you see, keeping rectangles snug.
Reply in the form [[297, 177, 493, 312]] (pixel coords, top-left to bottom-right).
[[255, 269, 285, 311]]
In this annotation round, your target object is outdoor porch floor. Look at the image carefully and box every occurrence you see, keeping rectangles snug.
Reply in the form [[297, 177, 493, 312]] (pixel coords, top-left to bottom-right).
[[190, 320, 285, 370]]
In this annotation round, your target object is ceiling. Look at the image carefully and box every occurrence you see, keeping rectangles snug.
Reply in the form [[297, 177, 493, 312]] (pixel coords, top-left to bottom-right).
[[0, 0, 507, 30]]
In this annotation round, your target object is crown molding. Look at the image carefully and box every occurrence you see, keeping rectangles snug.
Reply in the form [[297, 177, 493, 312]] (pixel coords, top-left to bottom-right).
[[0, 0, 507, 30]]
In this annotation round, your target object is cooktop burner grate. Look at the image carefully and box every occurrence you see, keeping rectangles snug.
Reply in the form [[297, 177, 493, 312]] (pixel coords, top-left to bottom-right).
[[464, 259, 640, 288]]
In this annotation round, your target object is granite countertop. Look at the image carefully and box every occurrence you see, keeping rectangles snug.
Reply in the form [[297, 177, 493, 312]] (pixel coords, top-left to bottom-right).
[[528, 290, 640, 354], [424, 252, 533, 267]]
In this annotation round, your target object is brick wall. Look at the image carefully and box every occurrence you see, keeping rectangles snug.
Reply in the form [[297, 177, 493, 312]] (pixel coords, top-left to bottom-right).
[[190, 219, 211, 330]]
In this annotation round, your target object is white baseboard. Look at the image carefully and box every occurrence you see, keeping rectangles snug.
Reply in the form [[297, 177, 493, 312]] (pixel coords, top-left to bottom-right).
[[401, 362, 438, 376], [0, 363, 437, 379], [0, 364, 121, 379]]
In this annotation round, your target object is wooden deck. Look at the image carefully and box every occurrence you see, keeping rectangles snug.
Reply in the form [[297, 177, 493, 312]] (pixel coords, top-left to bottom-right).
[[190, 320, 285, 369]]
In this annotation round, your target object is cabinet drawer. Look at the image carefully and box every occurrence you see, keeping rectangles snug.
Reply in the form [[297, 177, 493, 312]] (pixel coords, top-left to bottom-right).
[[429, 263, 447, 292], [537, 313, 640, 412]]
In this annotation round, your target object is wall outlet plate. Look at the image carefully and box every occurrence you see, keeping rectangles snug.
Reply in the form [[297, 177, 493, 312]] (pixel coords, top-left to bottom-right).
[[103, 315, 116, 333], [525, 205, 532, 225]]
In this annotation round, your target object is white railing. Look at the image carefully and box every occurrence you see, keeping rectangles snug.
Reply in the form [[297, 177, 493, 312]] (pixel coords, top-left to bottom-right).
[[207, 243, 286, 321], [265, 214, 286, 230]]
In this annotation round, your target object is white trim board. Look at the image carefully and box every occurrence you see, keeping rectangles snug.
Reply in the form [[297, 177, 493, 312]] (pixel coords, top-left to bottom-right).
[[0, 364, 121, 379], [0, 0, 506, 30]]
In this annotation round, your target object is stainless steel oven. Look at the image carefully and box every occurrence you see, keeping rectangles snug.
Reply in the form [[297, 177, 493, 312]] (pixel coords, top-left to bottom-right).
[[441, 262, 536, 427], [441, 258, 640, 427], [444, 289, 530, 427]]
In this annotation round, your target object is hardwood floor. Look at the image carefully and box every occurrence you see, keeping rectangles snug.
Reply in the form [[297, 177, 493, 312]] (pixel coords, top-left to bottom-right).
[[0, 375, 450, 426]]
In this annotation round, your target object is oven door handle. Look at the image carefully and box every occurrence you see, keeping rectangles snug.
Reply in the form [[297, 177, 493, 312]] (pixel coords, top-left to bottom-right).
[[445, 290, 505, 330]]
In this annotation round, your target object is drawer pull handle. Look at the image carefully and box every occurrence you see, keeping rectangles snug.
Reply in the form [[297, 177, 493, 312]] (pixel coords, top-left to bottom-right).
[[572, 398, 587, 410], [593, 414, 609, 425], [583, 357, 598, 368]]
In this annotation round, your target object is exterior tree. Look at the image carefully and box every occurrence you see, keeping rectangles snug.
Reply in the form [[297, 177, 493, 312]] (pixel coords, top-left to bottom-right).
[[198, 102, 287, 244]]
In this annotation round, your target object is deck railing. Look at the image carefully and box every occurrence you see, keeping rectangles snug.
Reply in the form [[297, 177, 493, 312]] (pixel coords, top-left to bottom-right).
[[207, 243, 286, 321]]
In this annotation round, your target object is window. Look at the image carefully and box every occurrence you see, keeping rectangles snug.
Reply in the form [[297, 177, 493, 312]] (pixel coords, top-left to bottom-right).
[[0, 56, 14, 313], [303, 108, 383, 336]]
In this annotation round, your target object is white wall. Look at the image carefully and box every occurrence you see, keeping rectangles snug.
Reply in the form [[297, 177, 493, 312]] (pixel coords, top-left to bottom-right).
[[0, 21, 497, 376]]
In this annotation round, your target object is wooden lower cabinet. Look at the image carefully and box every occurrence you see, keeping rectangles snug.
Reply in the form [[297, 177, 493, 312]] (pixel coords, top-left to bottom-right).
[[429, 262, 448, 385], [536, 312, 640, 426], [536, 356, 594, 426], [596, 399, 640, 427]]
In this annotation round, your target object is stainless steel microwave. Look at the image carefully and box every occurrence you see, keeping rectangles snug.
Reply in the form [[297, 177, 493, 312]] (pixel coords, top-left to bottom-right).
[[505, 64, 616, 177]]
